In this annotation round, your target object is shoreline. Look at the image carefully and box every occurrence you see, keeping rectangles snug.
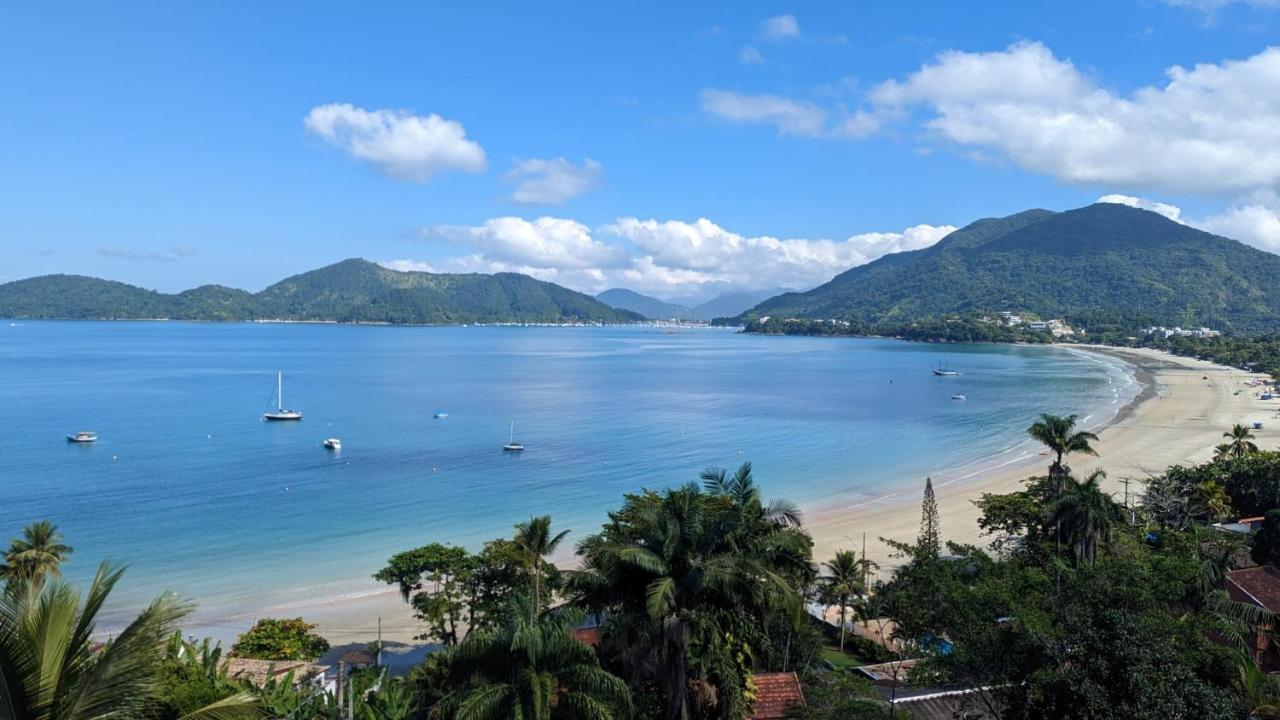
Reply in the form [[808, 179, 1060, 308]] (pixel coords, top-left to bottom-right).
[[804, 345, 1271, 577], [167, 344, 1271, 647]]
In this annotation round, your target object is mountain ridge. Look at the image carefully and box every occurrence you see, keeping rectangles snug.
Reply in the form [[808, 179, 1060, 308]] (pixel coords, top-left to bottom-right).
[[741, 203, 1280, 334], [0, 259, 642, 324]]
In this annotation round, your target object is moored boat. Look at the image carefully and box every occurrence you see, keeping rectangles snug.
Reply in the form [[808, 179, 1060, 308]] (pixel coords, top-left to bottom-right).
[[323, 438, 341, 450], [66, 431, 97, 443], [263, 371, 303, 421], [503, 422, 524, 452]]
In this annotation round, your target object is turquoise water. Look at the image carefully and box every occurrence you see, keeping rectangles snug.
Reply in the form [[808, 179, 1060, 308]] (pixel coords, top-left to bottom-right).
[[0, 322, 1136, 630]]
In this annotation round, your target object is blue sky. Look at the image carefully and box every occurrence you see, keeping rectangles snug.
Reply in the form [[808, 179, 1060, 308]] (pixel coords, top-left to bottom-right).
[[3, 1, 1280, 300]]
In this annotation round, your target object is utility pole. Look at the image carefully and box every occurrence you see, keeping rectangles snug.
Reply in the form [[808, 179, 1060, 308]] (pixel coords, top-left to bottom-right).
[[1120, 477, 1135, 524], [335, 661, 344, 720], [376, 616, 383, 668]]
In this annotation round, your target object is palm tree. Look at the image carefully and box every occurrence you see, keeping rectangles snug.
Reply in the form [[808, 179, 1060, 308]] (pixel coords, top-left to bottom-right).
[[1, 520, 73, 584], [572, 481, 811, 720], [0, 564, 260, 720], [1223, 424, 1259, 459], [1049, 470, 1122, 566], [1027, 414, 1099, 482], [819, 550, 872, 652], [433, 596, 631, 720], [513, 516, 570, 616]]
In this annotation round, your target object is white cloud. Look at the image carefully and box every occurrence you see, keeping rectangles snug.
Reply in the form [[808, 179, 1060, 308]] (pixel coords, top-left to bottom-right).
[[1095, 194, 1185, 223], [428, 216, 627, 270], [867, 42, 1280, 194], [1200, 202, 1280, 252], [760, 15, 800, 41], [1162, 0, 1280, 10], [1096, 193, 1280, 253], [701, 89, 879, 138], [740, 46, 765, 64], [504, 157, 602, 205], [303, 103, 486, 182], [98, 246, 197, 263], [392, 216, 955, 299]]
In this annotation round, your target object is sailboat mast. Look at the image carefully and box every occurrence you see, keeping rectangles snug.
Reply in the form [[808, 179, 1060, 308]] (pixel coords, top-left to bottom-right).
[[509, 421, 514, 443], [278, 371, 283, 411]]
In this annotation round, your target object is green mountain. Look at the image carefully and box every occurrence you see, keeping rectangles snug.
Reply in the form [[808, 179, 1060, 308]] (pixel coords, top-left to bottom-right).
[[743, 203, 1280, 334], [596, 288, 693, 320], [0, 259, 641, 324]]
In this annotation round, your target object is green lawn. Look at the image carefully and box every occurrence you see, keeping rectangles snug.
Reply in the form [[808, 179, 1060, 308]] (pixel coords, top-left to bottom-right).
[[819, 644, 871, 669]]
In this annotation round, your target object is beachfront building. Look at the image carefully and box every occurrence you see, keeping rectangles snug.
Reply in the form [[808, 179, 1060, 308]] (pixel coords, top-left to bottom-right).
[[1226, 565, 1280, 671], [1141, 325, 1221, 339], [221, 657, 335, 694]]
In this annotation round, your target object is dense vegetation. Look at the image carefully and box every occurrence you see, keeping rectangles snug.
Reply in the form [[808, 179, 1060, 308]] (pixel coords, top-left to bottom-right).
[[0, 259, 642, 324], [741, 203, 1280, 334]]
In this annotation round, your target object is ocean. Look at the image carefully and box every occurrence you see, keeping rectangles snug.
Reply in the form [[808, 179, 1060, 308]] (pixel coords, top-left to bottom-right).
[[0, 321, 1137, 631]]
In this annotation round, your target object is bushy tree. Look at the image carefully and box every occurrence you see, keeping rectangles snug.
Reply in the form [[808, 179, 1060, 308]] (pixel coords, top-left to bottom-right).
[[230, 617, 329, 661]]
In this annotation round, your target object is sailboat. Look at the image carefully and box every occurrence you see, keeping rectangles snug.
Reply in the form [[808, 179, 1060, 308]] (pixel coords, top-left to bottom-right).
[[263, 371, 303, 421], [503, 422, 524, 452], [932, 359, 959, 376]]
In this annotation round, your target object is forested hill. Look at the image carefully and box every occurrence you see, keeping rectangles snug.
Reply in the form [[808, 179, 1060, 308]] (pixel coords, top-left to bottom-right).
[[0, 259, 642, 324], [741, 203, 1280, 334]]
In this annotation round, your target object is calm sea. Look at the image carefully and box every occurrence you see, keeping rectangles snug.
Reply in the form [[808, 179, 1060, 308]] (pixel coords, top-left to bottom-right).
[[0, 322, 1136, 630]]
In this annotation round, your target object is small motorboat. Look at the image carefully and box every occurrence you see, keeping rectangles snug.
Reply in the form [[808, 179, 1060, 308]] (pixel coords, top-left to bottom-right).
[[951, 394, 966, 401], [434, 411, 449, 419], [67, 431, 98, 443], [323, 438, 341, 450]]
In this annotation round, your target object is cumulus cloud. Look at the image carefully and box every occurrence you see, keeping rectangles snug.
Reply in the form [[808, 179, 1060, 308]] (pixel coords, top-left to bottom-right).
[[428, 216, 628, 270], [303, 103, 486, 182], [701, 89, 879, 138], [393, 216, 956, 298], [868, 42, 1280, 195], [504, 157, 601, 204], [740, 46, 765, 64], [1095, 194, 1185, 223], [760, 15, 800, 41]]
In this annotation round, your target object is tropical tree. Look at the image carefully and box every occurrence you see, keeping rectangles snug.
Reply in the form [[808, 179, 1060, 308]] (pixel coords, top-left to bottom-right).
[[572, 475, 812, 720], [357, 670, 419, 720], [1223, 424, 1259, 459], [230, 617, 329, 661], [1027, 413, 1099, 482], [513, 516, 569, 616], [433, 596, 631, 720], [0, 520, 73, 583], [0, 564, 260, 720], [817, 550, 870, 652], [1049, 470, 1122, 566]]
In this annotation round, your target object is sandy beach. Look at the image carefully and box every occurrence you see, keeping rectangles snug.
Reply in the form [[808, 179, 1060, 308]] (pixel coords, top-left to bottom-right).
[[805, 346, 1276, 576], [245, 345, 1274, 646]]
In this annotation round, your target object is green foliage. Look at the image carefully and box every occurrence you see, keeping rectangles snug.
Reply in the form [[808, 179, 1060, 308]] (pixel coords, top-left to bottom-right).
[[571, 463, 814, 720], [0, 563, 261, 720], [430, 596, 631, 720], [0, 259, 642, 324], [0, 520, 73, 583], [740, 203, 1280, 333], [781, 669, 886, 720], [1252, 510, 1280, 567], [230, 617, 329, 661], [375, 537, 547, 646]]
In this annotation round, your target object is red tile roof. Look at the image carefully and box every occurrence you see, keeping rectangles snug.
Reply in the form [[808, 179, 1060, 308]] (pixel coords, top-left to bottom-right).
[[570, 627, 601, 647], [1228, 565, 1280, 613], [750, 672, 805, 719]]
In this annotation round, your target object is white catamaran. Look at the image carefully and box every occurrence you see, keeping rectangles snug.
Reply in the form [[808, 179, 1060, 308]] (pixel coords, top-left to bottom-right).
[[263, 371, 303, 421]]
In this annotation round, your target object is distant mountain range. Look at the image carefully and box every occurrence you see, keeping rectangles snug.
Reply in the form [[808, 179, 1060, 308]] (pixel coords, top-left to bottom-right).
[[596, 287, 785, 321], [742, 203, 1280, 334], [0, 259, 642, 324]]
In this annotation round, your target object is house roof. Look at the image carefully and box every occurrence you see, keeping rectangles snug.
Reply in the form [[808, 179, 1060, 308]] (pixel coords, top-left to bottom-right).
[[895, 689, 999, 720], [570, 627, 602, 647], [340, 649, 375, 665], [221, 657, 328, 687], [1228, 565, 1280, 613], [749, 672, 805, 719], [855, 659, 920, 686]]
